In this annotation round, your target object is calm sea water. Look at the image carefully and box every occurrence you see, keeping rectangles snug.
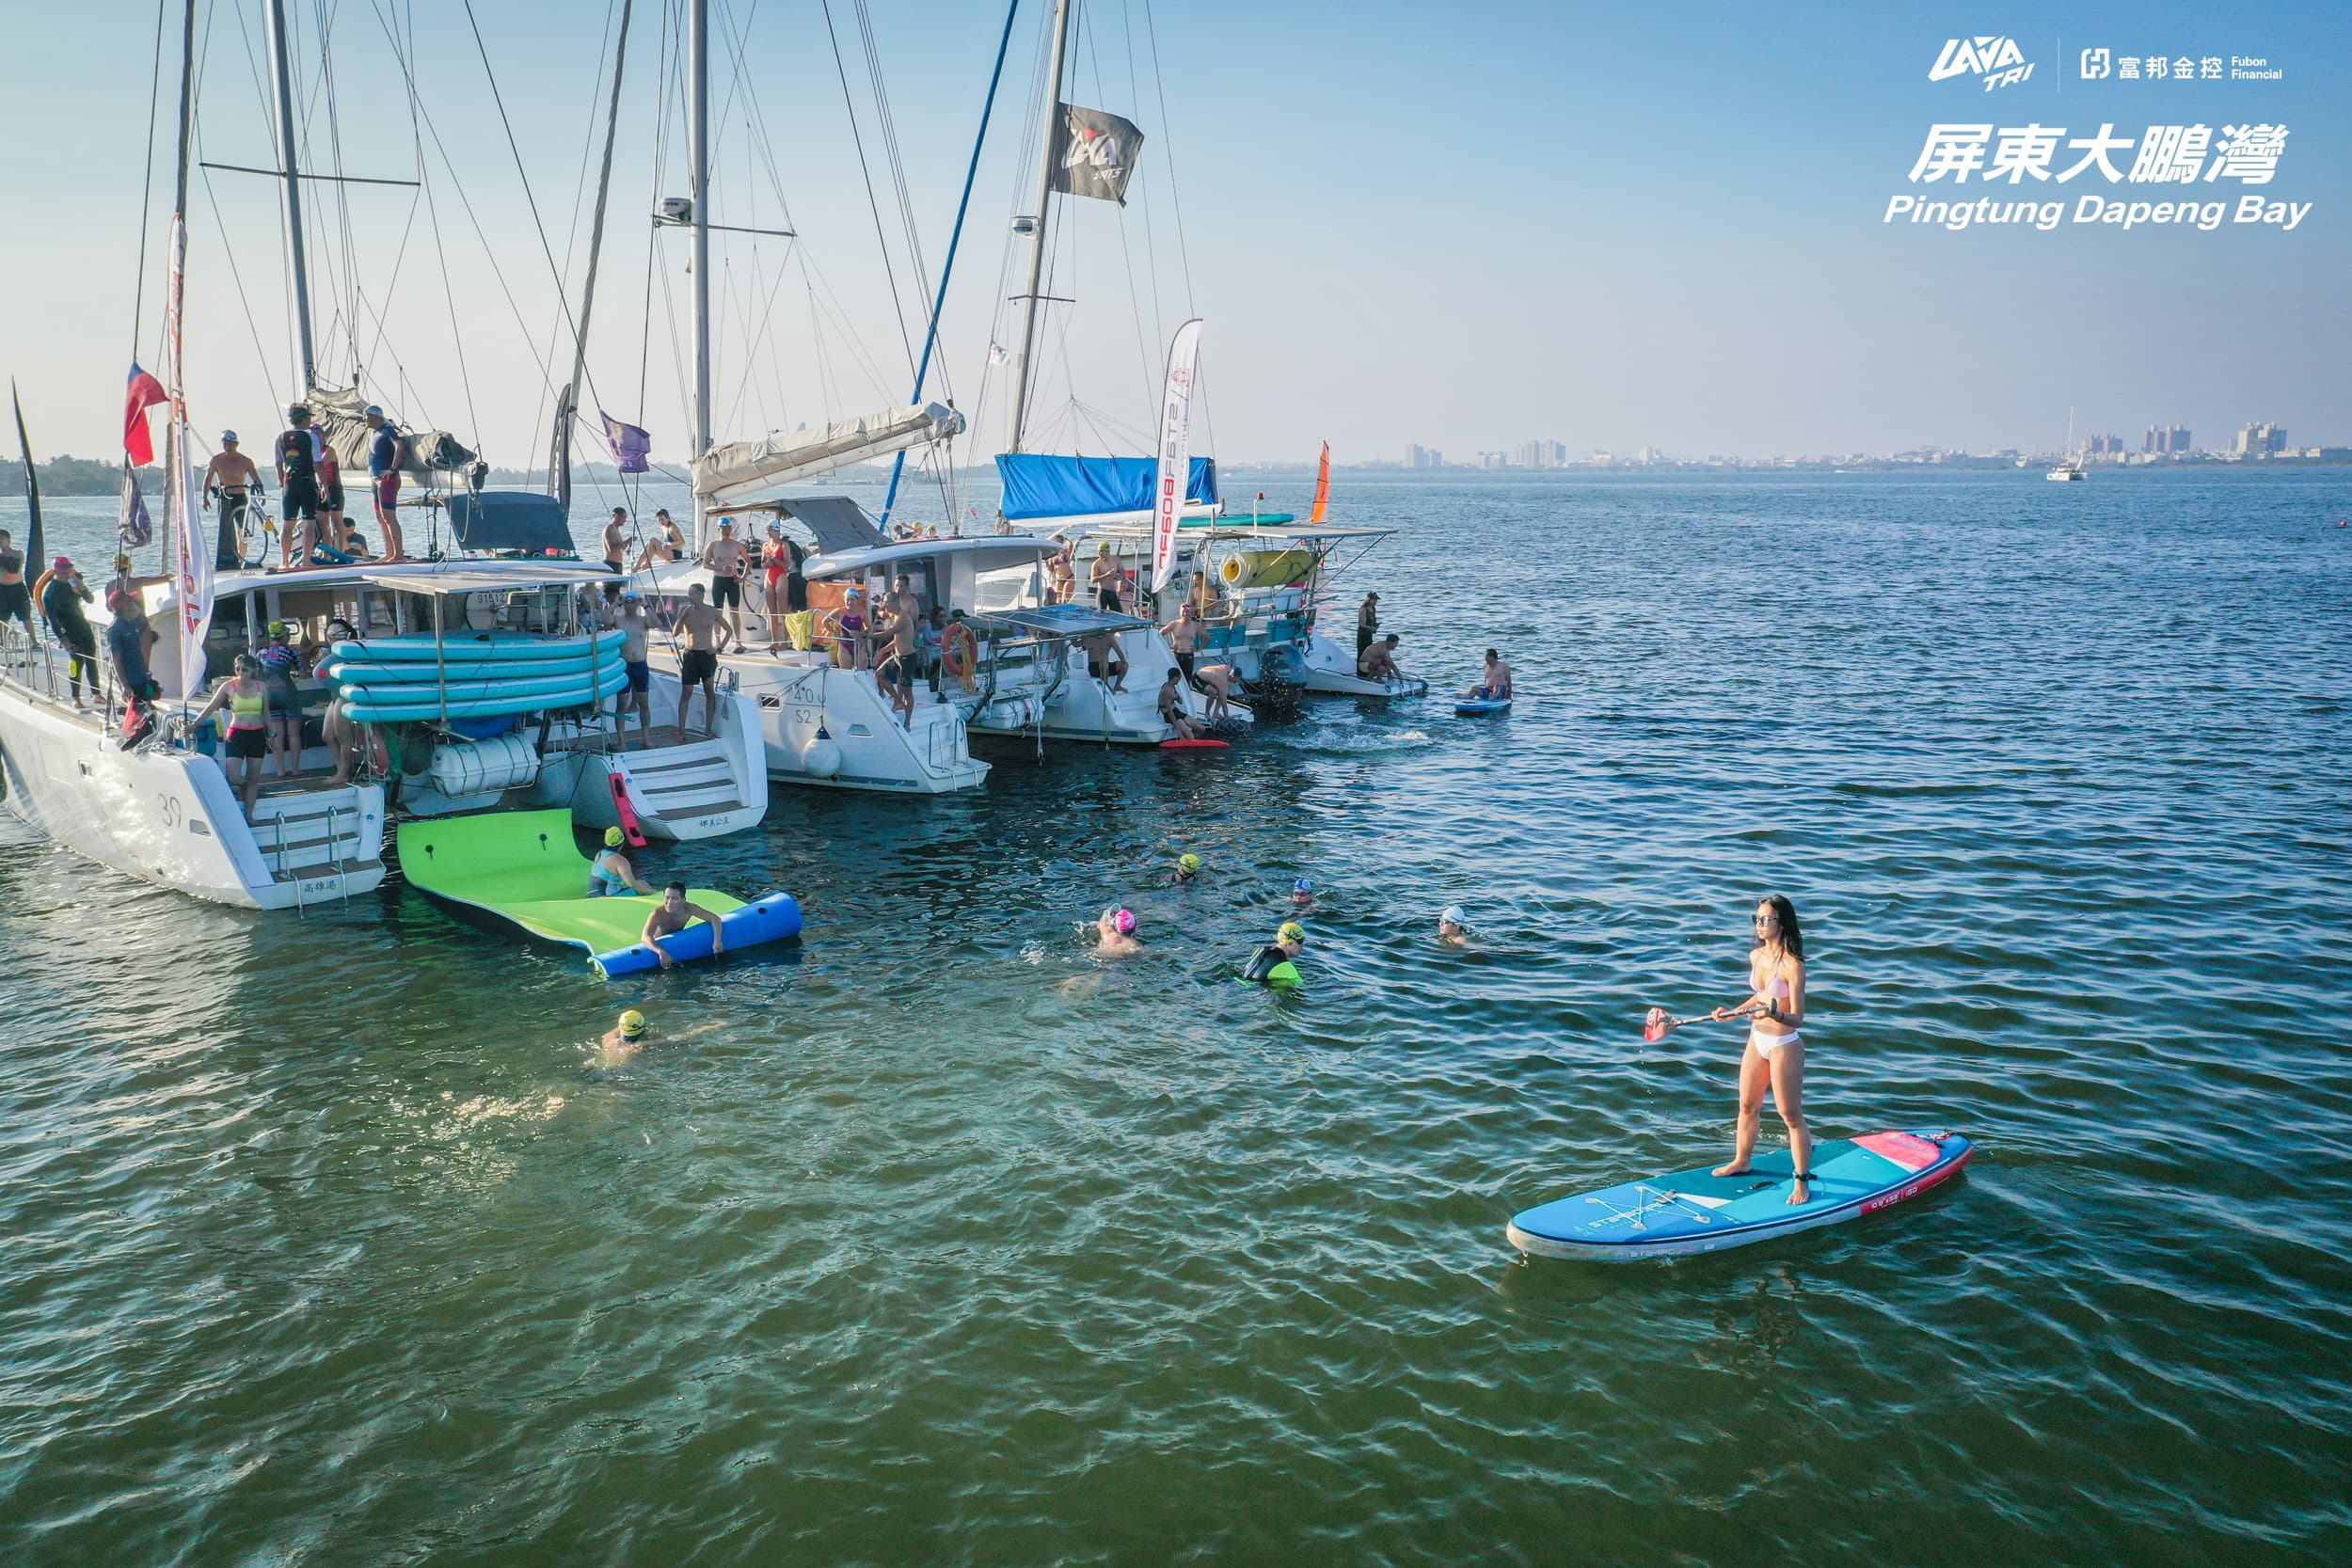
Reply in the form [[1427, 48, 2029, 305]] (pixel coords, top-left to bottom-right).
[[2, 471, 2348, 1565]]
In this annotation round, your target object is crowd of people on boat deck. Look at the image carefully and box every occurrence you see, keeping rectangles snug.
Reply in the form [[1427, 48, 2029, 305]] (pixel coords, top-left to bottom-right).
[[199, 403, 425, 571]]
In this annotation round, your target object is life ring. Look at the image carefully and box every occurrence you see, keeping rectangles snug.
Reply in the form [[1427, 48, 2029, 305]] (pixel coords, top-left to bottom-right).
[[942, 622, 978, 680]]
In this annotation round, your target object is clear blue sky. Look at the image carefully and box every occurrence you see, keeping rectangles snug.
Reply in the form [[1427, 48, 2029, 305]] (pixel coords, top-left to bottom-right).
[[2, 0, 2344, 466]]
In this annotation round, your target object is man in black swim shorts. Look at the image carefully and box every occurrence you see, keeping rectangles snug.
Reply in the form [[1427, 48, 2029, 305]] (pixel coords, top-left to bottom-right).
[[672, 582, 731, 736], [698, 518, 749, 645], [276, 404, 323, 569]]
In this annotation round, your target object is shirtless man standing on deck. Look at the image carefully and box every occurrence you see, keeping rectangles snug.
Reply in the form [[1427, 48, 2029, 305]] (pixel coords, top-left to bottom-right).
[[1161, 600, 1204, 686], [874, 573, 923, 729], [1089, 543, 1125, 611], [615, 591, 654, 747], [700, 519, 750, 646], [602, 508, 629, 574], [672, 581, 732, 737], [202, 434, 265, 569]]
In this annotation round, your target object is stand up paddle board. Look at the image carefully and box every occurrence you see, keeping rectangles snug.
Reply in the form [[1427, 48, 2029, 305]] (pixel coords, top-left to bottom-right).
[[1161, 737, 1231, 750], [1454, 696, 1512, 717], [1506, 1130, 1972, 1261]]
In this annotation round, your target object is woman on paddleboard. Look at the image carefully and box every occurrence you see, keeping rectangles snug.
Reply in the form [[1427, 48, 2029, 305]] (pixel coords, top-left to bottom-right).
[[1710, 895, 1813, 1204]]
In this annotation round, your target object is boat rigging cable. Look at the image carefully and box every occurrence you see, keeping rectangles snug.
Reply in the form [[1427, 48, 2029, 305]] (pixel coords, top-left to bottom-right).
[[131, 0, 168, 363], [879, 0, 1021, 530], [818, 0, 922, 389]]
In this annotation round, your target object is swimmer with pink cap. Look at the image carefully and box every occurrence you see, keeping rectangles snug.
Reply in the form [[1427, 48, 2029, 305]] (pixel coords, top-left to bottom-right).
[[1096, 905, 1142, 956]]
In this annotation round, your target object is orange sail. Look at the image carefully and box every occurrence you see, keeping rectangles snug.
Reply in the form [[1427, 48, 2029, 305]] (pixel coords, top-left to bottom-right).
[[1309, 440, 1330, 525]]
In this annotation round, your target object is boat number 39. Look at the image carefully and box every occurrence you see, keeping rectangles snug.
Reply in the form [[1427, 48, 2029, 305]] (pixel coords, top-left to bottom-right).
[[160, 795, 183, 829]]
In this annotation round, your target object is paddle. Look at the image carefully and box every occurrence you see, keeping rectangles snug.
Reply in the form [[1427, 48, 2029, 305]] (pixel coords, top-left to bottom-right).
[[1643, 1003, 1765, 1042]]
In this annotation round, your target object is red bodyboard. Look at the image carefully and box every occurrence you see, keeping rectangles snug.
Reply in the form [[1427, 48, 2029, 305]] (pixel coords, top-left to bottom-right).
[[610, 769, 648, 847]]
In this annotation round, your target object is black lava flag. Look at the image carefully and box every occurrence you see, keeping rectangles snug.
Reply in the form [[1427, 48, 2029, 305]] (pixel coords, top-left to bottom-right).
[[1050, 104, 1145, 205]]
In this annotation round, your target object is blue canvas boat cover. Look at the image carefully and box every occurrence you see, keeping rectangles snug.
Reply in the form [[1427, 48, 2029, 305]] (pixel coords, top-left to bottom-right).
[[445, 490, 576, 556], [995, 454, 1218, 522]]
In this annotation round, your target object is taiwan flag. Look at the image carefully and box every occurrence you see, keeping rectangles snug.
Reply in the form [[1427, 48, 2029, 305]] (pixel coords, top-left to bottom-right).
[[123, 363, 167, 466]]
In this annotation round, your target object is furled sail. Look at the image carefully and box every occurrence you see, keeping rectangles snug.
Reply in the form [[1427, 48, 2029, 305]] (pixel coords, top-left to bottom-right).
[[691, 403, 964, 504], [306, 382, 479, 486]]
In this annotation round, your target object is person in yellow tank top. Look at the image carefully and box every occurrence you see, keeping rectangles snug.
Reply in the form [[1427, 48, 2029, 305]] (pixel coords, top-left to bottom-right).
[[193, 653, 274, 816]]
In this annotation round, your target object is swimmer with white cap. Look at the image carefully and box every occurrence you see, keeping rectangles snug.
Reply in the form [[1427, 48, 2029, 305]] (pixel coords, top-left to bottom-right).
[[1438, 906, 1469, 945]]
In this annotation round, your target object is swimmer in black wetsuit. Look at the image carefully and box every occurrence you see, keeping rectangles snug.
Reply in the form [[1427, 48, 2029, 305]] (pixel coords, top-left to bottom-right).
[[1242, 922, 1306, 988]]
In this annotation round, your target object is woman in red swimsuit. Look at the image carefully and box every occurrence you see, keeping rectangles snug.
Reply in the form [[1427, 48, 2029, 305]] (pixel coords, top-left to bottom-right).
[[762, 522, 790, 654]]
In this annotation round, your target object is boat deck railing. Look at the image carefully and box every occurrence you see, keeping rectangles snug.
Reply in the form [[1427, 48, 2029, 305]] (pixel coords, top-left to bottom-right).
[[0, 622, 144, 737]]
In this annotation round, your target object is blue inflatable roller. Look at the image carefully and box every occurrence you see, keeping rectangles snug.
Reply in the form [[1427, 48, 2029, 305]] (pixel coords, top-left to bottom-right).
[[333, 629, 627, 664], [324, 657, 624, 686], [591, 893, 804, 978]]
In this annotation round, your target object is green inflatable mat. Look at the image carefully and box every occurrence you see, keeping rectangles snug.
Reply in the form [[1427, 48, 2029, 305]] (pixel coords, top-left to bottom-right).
[[396, 809, 744, 954]]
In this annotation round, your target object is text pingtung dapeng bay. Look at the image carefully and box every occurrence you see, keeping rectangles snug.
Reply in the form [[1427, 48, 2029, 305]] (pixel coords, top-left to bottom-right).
[[1884, 121, 2307, 232]]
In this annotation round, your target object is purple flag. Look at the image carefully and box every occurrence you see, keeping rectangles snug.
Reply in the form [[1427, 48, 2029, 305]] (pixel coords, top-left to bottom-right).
[[601, 412, 651, 475]]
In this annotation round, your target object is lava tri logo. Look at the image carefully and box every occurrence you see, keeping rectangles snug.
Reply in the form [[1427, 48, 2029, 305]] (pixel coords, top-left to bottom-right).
[[1931, 36, 2035, 89]]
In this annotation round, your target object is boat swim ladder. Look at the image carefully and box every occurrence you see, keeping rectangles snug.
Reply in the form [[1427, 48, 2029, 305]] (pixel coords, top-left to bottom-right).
[[275, 813, 305, 918]]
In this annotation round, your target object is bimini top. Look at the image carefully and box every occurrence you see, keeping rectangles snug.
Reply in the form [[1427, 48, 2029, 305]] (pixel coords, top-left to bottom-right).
[[347, 562, 620, 596], [705, 495, 890, 553], [137, 556, 616, 617], [801, 536, 1062, 582]]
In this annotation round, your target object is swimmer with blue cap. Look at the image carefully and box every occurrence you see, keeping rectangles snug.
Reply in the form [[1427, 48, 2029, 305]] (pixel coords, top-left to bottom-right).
[[1291, 877, 1315, 910]]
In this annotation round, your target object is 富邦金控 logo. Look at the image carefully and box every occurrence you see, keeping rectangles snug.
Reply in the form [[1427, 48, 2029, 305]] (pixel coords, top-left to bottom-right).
[[1931, 36, 2035, 90]]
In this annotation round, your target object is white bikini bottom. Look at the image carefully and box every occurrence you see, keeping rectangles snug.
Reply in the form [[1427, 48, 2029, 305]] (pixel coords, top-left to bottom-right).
[[1751, 1028, 1803, 1059]]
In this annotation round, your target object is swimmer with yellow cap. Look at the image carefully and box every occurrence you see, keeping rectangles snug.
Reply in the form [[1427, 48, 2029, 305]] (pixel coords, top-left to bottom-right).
[[586, 825, 656, 897], [598, 1009, 650, 1055], [1243, 922, 1306, 988], [1170, 852, 1201, 885], [596, 1008, 720, 1058]]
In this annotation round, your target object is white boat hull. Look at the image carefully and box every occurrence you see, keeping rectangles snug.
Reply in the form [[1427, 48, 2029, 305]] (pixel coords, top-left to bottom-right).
[[652, 649, 989, 794], [560, 680, 769, 838], [970, 631, 1232, 746], [0, 689, 386, 911], [1299, 630, 1427, 698]]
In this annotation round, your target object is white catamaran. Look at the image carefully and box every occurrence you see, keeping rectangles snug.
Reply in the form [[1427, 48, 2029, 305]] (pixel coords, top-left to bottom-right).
[[0, 2, 383, 910]]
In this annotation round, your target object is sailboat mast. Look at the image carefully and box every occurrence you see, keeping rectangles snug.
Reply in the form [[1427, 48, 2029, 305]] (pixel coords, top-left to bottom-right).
[[1008, 0, 1073, 456], [689, 0, 712, 548], [263, 0, 317, 396], [551, 0, 634, 511]]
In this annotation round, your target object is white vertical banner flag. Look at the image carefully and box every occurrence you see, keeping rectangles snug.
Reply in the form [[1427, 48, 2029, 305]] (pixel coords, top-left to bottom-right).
[[165, 214, 212, 704], [1150, 318, 1203, 594]]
